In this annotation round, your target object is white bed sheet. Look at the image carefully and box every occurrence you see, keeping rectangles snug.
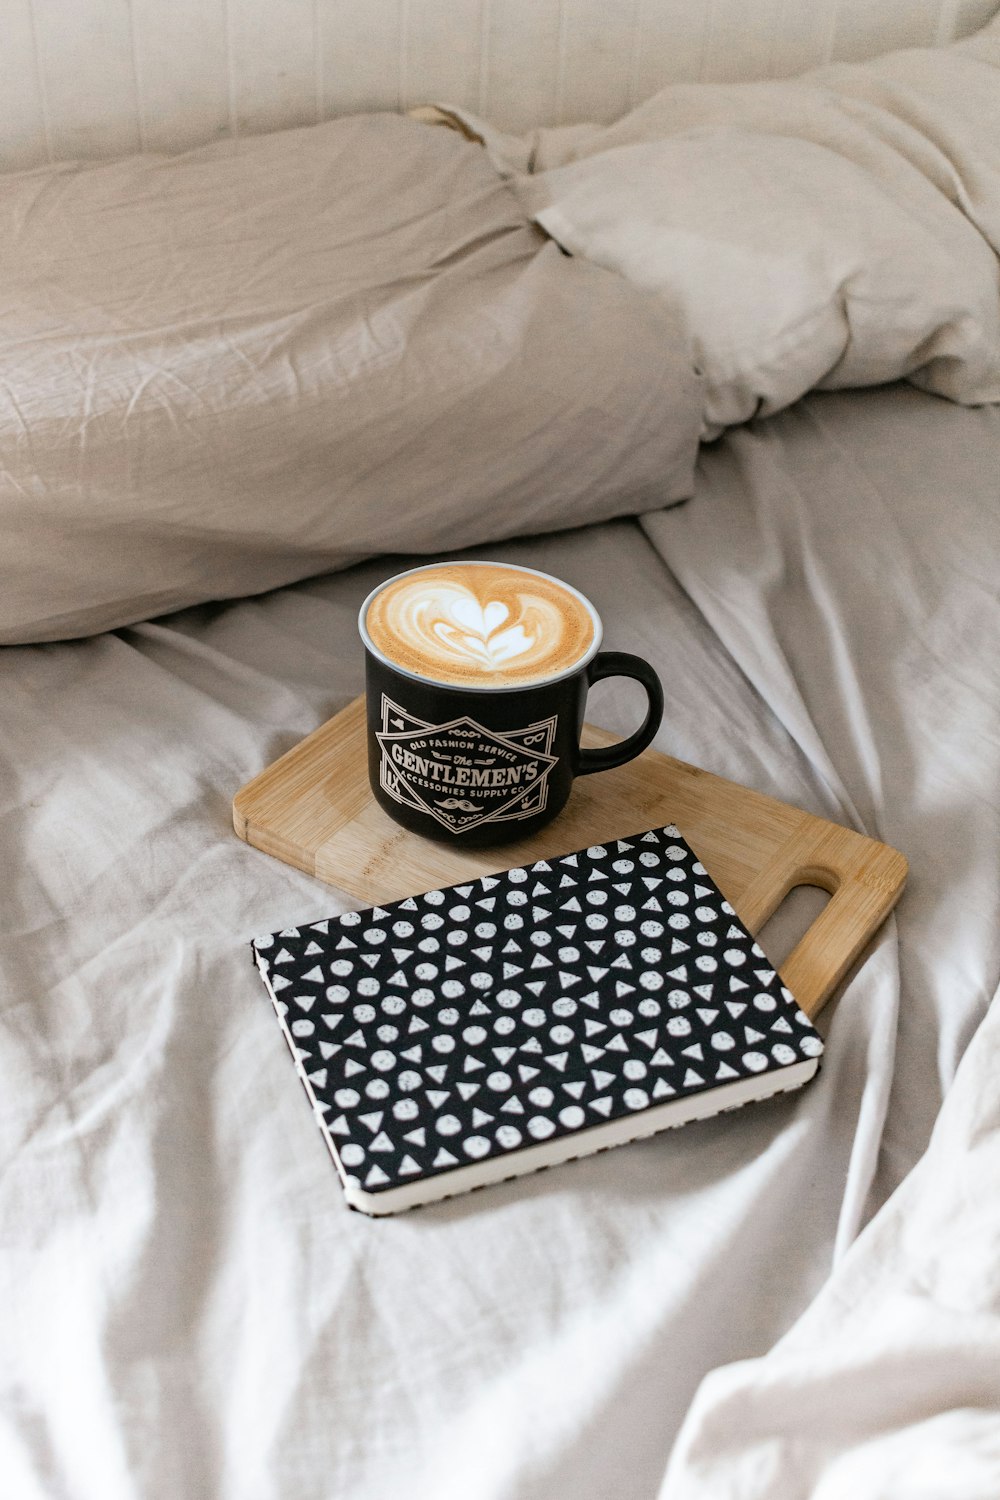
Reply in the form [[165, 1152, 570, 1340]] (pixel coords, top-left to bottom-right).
[[1, 384, 997, 1499]]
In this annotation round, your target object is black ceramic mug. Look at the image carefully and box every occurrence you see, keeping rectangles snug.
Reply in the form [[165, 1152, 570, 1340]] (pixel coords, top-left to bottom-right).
[[358, 561, 663, 848]]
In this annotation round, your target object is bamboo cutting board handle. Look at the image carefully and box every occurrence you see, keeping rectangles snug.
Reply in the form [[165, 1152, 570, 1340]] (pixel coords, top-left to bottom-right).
[[731, 821, 908, 1017]]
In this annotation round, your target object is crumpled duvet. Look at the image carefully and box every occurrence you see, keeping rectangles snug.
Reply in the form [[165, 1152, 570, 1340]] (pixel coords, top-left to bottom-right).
[[0, 112, 700, 646], [645, 386, 1000, 1498], [662, 979, 1000, 1499], [1, 382, 998, 1498], [436, 15, 1000, 436]]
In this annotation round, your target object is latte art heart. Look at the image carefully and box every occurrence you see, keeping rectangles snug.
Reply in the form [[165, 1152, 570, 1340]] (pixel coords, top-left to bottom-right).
[[366, 564, 596, 687], [448, 597, 509, 638], [432, 597, 537, 669]]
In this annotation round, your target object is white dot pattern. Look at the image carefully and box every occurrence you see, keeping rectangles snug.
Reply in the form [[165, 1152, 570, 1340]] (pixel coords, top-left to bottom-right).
[[253, 826, 823, 1197]]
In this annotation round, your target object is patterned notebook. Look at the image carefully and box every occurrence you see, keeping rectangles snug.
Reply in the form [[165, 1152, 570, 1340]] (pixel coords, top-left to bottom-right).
[[252, 825, 823, 1215]]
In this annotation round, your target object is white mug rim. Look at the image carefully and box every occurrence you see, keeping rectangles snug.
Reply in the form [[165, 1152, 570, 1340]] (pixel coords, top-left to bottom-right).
[[358, 559, 605, 693]]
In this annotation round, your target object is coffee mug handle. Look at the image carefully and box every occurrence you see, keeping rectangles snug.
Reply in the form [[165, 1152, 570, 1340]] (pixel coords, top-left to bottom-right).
[[577, 652, 664, 775]]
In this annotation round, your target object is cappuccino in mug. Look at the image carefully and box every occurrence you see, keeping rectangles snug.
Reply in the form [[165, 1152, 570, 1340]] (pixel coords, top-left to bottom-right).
[[364, 561, 597, 689], [359, 561, 663, 847]]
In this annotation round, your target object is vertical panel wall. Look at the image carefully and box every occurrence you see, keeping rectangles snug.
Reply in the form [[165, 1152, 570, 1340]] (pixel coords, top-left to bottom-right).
[[1, 0, 997, 171]]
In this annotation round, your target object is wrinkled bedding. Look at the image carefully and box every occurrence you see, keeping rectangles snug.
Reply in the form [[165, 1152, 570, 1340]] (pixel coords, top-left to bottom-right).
[[2, 382, 998, 1498], [441, 15, 1000, 437], [0, 114, 700, 646]]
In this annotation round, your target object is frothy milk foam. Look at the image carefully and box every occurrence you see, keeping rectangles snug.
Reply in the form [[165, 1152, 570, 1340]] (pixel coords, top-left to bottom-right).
[[364, 563, 597, 688]]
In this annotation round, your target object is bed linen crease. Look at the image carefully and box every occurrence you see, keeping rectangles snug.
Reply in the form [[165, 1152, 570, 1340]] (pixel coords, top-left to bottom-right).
[[438, 13, 1000, 439], [0, 384, 997, 1497]]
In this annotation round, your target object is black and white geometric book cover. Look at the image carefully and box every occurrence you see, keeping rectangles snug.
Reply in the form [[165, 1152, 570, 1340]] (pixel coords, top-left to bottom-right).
[[251, 825, 823, 1215]]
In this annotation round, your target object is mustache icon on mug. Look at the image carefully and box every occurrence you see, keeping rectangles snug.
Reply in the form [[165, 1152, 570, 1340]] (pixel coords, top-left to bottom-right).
[[359, 560, 664, 847]]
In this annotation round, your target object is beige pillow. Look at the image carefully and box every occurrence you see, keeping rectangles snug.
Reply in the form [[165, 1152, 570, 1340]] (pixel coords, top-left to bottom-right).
[[0, 115, 702, 644], [444, 19, 1000, 437]]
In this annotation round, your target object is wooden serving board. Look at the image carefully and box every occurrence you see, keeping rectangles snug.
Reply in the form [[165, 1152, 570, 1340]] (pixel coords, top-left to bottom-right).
[[233, 696, 907, 1019]]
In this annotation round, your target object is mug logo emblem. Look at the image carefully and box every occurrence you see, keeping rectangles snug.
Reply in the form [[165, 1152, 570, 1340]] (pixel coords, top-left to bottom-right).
[[377, 696, 559, 835]]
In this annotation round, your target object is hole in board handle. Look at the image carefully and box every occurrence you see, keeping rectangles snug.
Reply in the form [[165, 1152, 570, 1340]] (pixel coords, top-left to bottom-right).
[[755, 884, 831, 969]]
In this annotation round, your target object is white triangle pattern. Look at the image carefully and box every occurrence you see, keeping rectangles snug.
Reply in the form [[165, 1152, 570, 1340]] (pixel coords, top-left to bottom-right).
[[253, 826, 823, 1197]]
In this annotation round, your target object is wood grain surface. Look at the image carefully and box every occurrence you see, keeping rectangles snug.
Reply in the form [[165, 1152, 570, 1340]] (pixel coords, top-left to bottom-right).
[[233, 695, 907, 1018]]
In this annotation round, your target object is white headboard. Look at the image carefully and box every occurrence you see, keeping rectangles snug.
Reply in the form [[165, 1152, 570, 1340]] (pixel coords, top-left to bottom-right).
[[3, 0, 998, 171]]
